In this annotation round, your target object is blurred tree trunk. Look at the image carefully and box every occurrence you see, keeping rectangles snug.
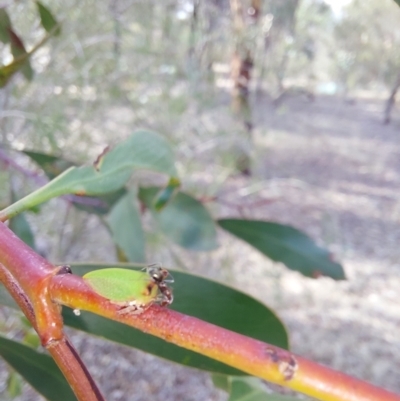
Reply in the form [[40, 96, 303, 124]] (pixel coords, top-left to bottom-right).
[[383, 71, 400, 124], [230, 0, 261, 175], [109, 0, 121, 66], [163, 2, 176, 40], [200, 0, 219, 74], [188, 0, 200, 61], [231, 49, 253, 130], [230, 0, 251, 122], [259, 0, 300, 97]]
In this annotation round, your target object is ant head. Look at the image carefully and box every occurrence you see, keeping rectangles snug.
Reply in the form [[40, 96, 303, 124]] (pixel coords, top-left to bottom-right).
[[146, 264, 174, 283]]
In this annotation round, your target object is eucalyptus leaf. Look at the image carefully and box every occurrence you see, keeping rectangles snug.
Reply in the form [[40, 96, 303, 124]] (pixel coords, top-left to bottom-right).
[[152, 176, 180, 211], [23, 150, 74, 180], [139, 187, 218, 251], [0, 284, 17, 308], [9, 186, 36, 250], [212, 373, 230, 392], [228, 377, 299, 401], [8, 28, 33, 81], [1, 131, 179, 220], [0, 8, 12, 43], [73, 189, 128, 216], [36, 1, 61, 36], [23, 148, 127, 215], [9, 212, 36, 250], [0, 10, 33, 86], [0, 335, 77, 401], [218, 219, 345, 279], [107, 191, 145, 262], [7, 371, 22, 398]]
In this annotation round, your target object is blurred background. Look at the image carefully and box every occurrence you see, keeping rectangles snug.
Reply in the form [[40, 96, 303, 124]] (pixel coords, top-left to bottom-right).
[[0, 0, 400, 400]]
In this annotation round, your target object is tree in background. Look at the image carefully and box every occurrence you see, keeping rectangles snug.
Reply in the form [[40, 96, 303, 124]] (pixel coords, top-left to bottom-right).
[[334, 0, 400, 122]]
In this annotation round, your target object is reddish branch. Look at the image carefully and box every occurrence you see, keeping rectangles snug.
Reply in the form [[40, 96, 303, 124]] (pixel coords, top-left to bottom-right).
[[0, 223, 105, 401], [0, 221, 399, 401], [50, 272, 400, 401]]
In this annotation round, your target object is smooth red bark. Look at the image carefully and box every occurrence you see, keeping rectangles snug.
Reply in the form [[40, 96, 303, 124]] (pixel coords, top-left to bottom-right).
[[0, 222, 104, 401], [50, 273, 400, 401]]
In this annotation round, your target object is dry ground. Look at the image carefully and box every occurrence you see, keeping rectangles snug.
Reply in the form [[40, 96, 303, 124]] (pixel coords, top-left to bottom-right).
[[249, 94, 400, 393]]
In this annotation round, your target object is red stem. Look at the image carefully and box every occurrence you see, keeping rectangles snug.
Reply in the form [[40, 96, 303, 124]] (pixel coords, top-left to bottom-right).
[[0, 222, 105, 401], [49, 273, 400, 401]]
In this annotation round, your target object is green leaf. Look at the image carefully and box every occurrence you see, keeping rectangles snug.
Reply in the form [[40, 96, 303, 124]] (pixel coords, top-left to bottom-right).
[[152, 177, 181, 211], [0, 11, 34, 87], [228, 377, 298, 401], [0, 8, 12, 43], [0, 335, 77, 401], [393, 0, 400, 7], [61, 264, 288, 375], [8, 28, 33, 81], [73, 189, 128, 216], [212, 373, 230, 392], [23, 149, 127, 215], [1, 131, 179, 220], [7, 371, 22, 398], [139, 187, 218, 251], [0, 62, 21, 87], [99, 130, 177, 177], [218, 219, 345, 280], [9, 186, 37, 250], [0, 284, 17, 308], [36, 1, 61, 36], [22, 332, 41, 349], [107, 191, 145, 262], [23, 150, 75, 180], [9, 212, 36, 250]]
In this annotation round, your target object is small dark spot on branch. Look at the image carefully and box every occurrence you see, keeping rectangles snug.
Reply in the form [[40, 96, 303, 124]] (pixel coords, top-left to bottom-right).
[[265, 347, 298, 381], [56, 265, 72, 275]]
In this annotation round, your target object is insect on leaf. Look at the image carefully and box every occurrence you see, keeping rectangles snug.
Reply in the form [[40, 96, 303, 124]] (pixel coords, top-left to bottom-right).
[[83, 268, 157, 304]]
